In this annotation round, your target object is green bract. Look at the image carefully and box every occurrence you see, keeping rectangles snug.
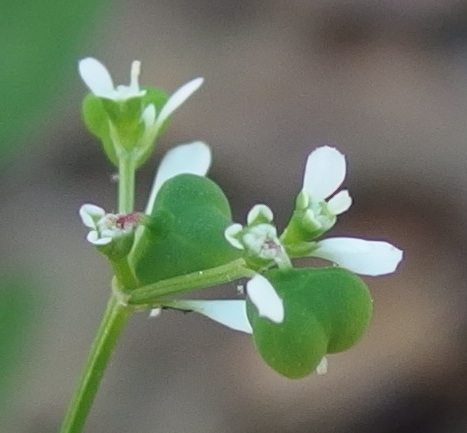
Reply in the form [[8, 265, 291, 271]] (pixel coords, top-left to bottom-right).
[[131, 174, 241, 285], [247, 267, 373, 378], [82, 87, 168, 167]]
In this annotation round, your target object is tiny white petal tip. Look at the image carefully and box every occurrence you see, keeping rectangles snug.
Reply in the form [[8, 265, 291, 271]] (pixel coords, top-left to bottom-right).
[[327, 190, 352, 215], [247, 204, 274, 225], [87, 231, 112, 245], [316, 357, 328, 375], [79, 204, 106, 228], [150, 308, 162, 318], [142, 104, 156, 128], [224, 224, 245, 250], [247, 274, 284, 323]]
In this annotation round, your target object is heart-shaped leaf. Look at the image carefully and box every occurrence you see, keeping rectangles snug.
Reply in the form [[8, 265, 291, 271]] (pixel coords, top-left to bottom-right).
[[132, 174, 241, 285], [247, 267, 372, 378]]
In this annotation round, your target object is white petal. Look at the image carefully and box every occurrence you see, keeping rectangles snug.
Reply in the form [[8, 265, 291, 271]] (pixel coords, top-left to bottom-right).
[[327, 190, 352, 215], [247, 204, 274, 225], [316, 357, 328, 375], [142, 104, 156, 128], [78, 58, 115, 97], [155, 77, 204, 129], [302, 146, 346, 200], [312, 237, 403, 276], [79, 204, 106, 228], [149, 307, 161, 318], [246, 275, 284, 323], [86, 231, 112, 246], [145, 141, 212, 214], [171, 300, 252, 334], [224, 224, 245, 250]]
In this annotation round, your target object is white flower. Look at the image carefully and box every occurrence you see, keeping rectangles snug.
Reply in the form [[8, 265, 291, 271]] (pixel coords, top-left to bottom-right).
[[79, 57, 204, 133], [78, 57, 146, 101], [79, 204, 139, 246], [225, 204, 291, 267], [300, 146, 352, 233], [310, 237, 403, 276]]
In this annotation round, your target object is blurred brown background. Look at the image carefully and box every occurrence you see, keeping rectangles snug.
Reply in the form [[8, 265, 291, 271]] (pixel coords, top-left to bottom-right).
[[2, 0, 467, 432]]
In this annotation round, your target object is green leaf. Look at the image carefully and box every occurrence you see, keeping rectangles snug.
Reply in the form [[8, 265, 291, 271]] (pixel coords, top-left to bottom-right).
[[132, 174, 241, 285], [247, 267, 373, 379]]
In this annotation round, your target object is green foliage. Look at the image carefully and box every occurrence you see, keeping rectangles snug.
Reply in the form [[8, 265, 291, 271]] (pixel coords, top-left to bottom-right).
[[132, 174, 241, 285], [247, 267, 373, 378], [0, 0, 110, 163]]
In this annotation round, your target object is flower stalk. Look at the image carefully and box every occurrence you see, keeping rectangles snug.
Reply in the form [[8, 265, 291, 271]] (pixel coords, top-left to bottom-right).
[[59, 296, 132, 433]]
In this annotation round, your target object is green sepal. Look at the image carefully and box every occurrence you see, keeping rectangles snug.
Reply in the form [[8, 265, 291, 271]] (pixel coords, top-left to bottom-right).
[[82, 94, 118, 166], [81, 87, 169, 167], [100, 97, 144, 151], [133, 87, 170, 167], [96, 232, 135, 262], [141, 87, 168, 123], [131, 174, 241, 286], [247, 267, 373, 379]]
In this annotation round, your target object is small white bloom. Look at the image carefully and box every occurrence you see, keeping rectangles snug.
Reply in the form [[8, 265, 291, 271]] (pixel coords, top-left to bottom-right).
[[145, 141, 212, 214], [79, 204, 139, 246], [300, 146, 352, 233], [311, 237, 403, 276], [225, 205, 291, 267], [78, 57, 146, 101]]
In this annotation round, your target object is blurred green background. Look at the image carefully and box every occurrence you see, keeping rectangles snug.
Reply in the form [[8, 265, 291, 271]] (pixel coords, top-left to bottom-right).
[[1, 1, 467, 432]]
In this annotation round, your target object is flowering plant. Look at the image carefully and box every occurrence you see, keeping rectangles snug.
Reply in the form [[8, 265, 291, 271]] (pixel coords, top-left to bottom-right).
[[60, 58, 403, 433]]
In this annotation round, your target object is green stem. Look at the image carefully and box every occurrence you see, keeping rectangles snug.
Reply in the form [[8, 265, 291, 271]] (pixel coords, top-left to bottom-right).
[[128, 259, 255, 305], [59, 295, 132, 433], [118, 154, 136, 214], [113, 153, 138, 288]]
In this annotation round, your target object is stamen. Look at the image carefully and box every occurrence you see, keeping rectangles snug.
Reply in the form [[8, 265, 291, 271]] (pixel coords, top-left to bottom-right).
[[130, 61, 141, 90]]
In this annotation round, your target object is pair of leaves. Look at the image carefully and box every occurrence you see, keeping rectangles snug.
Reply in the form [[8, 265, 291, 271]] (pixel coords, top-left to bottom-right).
[[130, 174, 372, 380], [132, 174, 241, 285], [247, 267, 373, 378]]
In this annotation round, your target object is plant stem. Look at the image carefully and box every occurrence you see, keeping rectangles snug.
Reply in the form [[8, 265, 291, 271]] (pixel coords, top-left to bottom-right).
[[59, 295, 132, 433], [114, 153, 138, 288], [118, 153, 136, 214], [60, 152, 137, 433], [128, 259, 255, 305]]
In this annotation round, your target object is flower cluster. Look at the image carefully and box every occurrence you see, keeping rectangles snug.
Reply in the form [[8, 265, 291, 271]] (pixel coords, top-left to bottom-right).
[[78, 58, 403, 377], [174, 146, 402, 335]]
